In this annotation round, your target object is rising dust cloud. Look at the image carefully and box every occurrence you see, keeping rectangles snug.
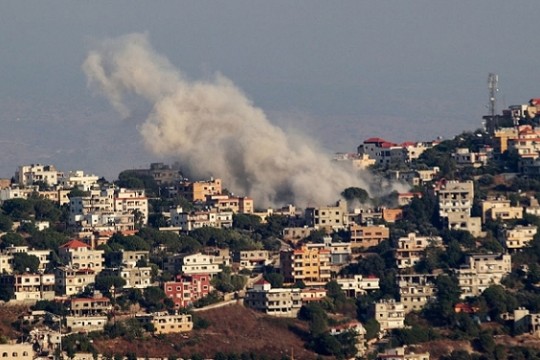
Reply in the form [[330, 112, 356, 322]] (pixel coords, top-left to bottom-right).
[[83, 33, 372, 207]]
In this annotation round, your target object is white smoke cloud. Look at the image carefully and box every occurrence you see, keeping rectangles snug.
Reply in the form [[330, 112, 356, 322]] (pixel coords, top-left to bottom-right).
[[83, 33, 371, 207]]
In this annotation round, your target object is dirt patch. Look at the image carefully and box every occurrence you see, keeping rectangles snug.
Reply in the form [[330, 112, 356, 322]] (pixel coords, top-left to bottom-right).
[[415, 340, 473, 359], [0, 305, 29, 340], [94, 304, 323, 359]]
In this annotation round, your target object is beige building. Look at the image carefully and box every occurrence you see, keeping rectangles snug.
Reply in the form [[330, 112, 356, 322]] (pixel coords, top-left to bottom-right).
[[305, 200, 348, 231], [137, 312, 193, 334], [446, 211, 483, 237], [456, 253, 511, 298], [0, 254, 13, 274], [349, 224, 390, 251], [398, 274, 437, 313], [336, 275, 380, 297], [206, 194, 254, 214], [16, 164, 60, 186], [329, 321, 367, 357], [59, 239, 104, 273], [178, 178, 222, 202], [280, 244, 331, 286], [0, 343, 34, 359], [178, 253, 222, 277], [505, 225, 537, 251], [377, 346, 430, 360], [114, 188, 149, 225], [374, 299, 405, 332], [233, 250, 271, 272], [395, 233, 443, 269], [118, 265, 153, 289], [1, 273, 55, 303], [282, 226, 316, 243], [245, 279, 302, 317], [55, 267, 96, 296], [5, 246, 51, 271], [438, 180, 474, 218], [482, 197, 523, 223]]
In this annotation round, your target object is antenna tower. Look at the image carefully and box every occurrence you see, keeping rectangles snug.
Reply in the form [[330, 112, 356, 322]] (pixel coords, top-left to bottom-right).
[[488, 73, 498, 117]]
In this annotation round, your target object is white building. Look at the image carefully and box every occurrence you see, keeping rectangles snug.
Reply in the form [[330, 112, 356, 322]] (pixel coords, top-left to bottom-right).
[[456, 253, 511, 298], [58, 239, 104, 273], [336, 275, 380, 297], [245, 279, 302, 317], [16, 164, 60, 187], [374, 299, 405, 331], [178, 253, 222, 277], [504, 225, 537, 251], [59, 170, 99, 191]]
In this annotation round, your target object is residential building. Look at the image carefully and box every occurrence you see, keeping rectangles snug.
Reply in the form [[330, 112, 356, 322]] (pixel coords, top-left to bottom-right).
[[438, 180, 474, 218], [349, 224, 390, 251], [5, 246, 51, 271], [178, 178, 222, 202], [170, 207, 233, 231], [164, 274, 212, 308], [482, 197, 523, 223], [456, 253, 511, 298], [66, 293, 112, 332], [206, 194, 254, 214], [177, 253, 222, 277], [59, 170, 99, 191], [329, 321, 367, 357], [113, 188, 149, 225], [116, 265, 153, 289], [16, 164, 60, 186], [280, 244, 331, 286], [0, 254, 13, 274], [0, 273, 55, 303], [300, 288, 327, 303], [377, 346, 430, 360], [374, 299, 405, 331], [126, 162, 183, 185], [323, 237, 352, 266], [232, 250, 271, 272], [336, 275, 380, 298], [58, 239, 104, 273], [305, 200, 348, 230], [357, 138, 407, 166], [504, 225, 537, 251], [398, 274, 437, 313], [282, 227, 316, 243], [395, 233, 443, 269], [55, 267, 96, 296], [136, 312, 193, 334], [0, 343, 34, 360], [244, 279, 302, 317], [452, 148, 489, 168]]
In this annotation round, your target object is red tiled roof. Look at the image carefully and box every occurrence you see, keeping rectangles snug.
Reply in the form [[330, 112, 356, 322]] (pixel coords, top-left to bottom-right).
[[254, 278, 270, 285], [59, 239, 90, 249]]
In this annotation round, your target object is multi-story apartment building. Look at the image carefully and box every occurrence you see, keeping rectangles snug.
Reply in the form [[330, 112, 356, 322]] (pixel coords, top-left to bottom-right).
[[58, 239, 104, 273], [55, 267, 96, 296], [114, 188, 148, 225], [176, 253, 222, 278], [456, 253, 511, 298], [305, 200, 348, 231], [0, 343, 34, 360], [116, 265, 153, 289], [374, 299, 405, 331], [0, 273, 55, 303], [397, 274, 437, 313], [481, 197, 523, 223], [127, 162, 183, 185], [452, 148, 490, 168], [232, 250, 271, 272], [16, 164, 60, 187], [0, 254, 13, 274], [164, 274, 212, 308], [4, 246, 51, 271], [280, 244, 331, 286], [66, 293, 112, 332], [349, 224, 390, 250], [169, 207, 233, 231], [59, 170, 99, 191], [244, 279, 302, 317], [336, 275, 380, 298], [282, 227, 316, 243], [178, 178, 222, 202], [206, 195, 254, 214], [329, 321, 367, 357], [438, 180, 474, 218], [395, 233, 443, 269], [504, 225, 537, 251], [136, 312, 193, 334]]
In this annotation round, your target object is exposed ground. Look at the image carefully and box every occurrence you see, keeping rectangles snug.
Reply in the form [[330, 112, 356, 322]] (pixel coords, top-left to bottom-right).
[[94, 303, 322, 359], [0, 305, 28, 340]]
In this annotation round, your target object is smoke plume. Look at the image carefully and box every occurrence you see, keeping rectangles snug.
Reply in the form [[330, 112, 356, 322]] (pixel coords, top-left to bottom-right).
[[83, 33, 370, 207]]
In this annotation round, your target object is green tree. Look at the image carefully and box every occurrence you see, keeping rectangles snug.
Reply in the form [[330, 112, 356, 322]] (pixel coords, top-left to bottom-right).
[[341, 187, 369, 204], [0, 214, 13, 232], [12, 253, 40, 273]]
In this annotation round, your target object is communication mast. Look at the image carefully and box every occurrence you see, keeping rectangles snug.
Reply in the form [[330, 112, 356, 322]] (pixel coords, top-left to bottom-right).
[[488, 73, 498, 118]]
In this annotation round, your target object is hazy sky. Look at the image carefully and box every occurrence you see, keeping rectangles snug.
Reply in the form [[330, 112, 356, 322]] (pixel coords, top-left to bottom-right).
[[1, 1, 539, 180]]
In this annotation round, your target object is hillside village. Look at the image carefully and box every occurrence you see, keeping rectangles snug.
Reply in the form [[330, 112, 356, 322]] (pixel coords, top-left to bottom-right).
[[2, 99, 540, 359]]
